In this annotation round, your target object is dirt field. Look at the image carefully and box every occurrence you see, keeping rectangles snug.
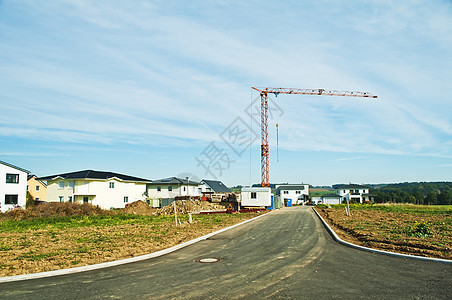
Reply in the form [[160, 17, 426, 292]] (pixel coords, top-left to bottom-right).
[[0, 201, 266, 277], [315, 205, 451, 260]]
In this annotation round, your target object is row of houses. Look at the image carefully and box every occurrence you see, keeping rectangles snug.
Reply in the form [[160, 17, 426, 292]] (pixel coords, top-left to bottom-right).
[[1, 160, 373, 212], [245, 184, 374, 207], [0, 160, 235, 212]]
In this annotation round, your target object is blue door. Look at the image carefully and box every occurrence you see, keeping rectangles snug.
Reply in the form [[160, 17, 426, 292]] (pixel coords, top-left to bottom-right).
[[267, 195, 275, 210]]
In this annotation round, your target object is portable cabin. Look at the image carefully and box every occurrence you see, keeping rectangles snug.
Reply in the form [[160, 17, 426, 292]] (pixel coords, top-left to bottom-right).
[[241, 187, 271, 207]]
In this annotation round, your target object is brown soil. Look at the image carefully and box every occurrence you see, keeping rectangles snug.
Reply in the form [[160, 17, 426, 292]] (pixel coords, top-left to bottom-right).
[[0, 201, 266, 277], [120, 200, 226, 216], [315, 207, 451, 260]]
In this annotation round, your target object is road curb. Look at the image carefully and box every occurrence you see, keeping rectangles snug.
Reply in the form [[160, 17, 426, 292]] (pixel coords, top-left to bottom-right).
[[0, 211, 272, 283], [312, 207, 452, 264]]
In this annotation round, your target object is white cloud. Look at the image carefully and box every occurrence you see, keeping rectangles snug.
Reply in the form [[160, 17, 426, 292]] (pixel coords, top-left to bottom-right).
[[0, 0, 451, 162]]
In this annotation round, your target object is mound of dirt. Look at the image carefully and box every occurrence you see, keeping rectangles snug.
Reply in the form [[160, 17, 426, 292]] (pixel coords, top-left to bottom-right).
[[0, 202, 112, 220], [154, 200, 226, 216], [120, 200, 157, 215]]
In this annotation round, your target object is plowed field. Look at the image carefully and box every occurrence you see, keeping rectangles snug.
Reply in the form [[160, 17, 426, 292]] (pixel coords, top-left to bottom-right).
[[315, 204, 451, 260]]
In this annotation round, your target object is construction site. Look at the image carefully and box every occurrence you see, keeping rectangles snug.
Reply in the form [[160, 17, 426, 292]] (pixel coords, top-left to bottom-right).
[[142, 86, 377, 213]]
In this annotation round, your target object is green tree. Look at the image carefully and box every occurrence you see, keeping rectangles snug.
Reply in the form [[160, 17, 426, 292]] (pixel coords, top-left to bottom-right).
[[26, 191, 35, 209], [413, 191, 424, 204], [425, 192, 438, 205], [438, 190, 452, 205]]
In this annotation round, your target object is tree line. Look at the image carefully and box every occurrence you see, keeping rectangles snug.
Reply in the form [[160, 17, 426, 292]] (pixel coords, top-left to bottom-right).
[[371, 182, 452, 205]]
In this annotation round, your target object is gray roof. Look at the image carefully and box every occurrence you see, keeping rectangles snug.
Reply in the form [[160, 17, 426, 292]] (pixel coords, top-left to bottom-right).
[[38, 170, 152, 183], [321, 193, 342, 198], [151, 177, 200, 185], [0, 160, 30, 174], [275, 184, 307, 194], [201, 179, 231, 193], [27, 174, 47, 186], [335, 184, 369, 189]]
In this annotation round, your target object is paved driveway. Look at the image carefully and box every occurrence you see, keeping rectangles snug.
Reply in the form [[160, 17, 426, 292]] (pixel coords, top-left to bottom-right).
[[1, 206, 451, 299]]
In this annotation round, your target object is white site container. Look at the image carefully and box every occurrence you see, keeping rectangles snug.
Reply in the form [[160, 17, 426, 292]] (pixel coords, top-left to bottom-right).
[[241, 187, 271, 207]]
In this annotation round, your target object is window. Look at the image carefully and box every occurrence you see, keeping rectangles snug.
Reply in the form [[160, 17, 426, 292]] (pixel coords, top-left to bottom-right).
[[6, 174, 19, 184], [300, 186, 305, 190], [27, 185, 29, 191], [251, 192, 257, 199], [168, 186, 172, 191], [58, 181, 65, 189], [109, 182, 115, 189], [68, 181, 75, 189], [83, 196, 88, 203], [5, 195, 18, 205], [157, 186, 161, 192], [36, 185, 40, 191], [124, 196, 129, 203], [68, 196, 72, 202], [36, 198, 40, 201], [283, 191, 289, 194], [183, 187, 186, 191], [59, 196, 64, 202], [343, 190, 346, 193], [296, 191, 301, 194]]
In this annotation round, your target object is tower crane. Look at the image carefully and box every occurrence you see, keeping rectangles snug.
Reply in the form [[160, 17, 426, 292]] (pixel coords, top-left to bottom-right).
[[251, 87, 378, 187]]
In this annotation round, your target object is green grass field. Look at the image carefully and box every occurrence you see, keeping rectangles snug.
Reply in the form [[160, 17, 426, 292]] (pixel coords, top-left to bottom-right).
[[309, 188, 334, 197], [0, 213, 257, 233], [0, 210, 267, 276]]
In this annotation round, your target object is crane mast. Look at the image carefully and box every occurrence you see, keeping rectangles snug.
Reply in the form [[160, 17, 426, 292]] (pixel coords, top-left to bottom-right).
[[252, 87, 378, 188]]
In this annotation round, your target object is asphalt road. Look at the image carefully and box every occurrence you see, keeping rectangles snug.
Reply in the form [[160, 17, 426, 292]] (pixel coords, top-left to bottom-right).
[[1, 206, 451, 299]]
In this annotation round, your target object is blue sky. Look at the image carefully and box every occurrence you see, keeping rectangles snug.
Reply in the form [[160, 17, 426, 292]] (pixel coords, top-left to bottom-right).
[[1, 0, 451, 187]]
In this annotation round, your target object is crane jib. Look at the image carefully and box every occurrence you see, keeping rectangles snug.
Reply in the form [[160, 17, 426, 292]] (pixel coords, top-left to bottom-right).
[[252, 86, 378, 187]]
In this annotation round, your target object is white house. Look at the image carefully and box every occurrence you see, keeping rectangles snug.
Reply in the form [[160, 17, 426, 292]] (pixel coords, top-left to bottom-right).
[[335, 184, 371, 204], [275, 184, 309, 205], [39, 170, 151, 209], [312, 194, 343, 205], [147, 177, 201, 200], [0, 160, 30, 212], [241, 187, 271, 207]]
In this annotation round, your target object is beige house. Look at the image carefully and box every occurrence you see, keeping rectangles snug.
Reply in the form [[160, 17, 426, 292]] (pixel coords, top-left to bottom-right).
[[39, 170, 152, 209], [27, 175, 47, 202]]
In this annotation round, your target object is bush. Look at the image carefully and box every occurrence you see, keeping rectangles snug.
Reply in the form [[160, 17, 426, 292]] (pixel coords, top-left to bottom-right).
[[404, 221, 432, 238], [316, 204, 329, 209]]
